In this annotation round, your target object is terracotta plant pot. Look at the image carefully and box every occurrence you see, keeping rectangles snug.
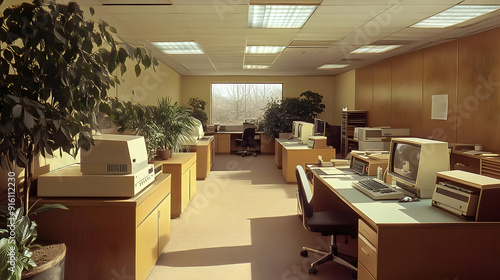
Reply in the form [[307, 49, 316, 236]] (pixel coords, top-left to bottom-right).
[[22, 243, 66, 280], [157, 149, 171, 160]]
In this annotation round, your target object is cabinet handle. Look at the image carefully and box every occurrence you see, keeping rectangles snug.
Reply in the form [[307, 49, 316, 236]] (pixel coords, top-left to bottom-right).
[[361, 247, 370, 256]]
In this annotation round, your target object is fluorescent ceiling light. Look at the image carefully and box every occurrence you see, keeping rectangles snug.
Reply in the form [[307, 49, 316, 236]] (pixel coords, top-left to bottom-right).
[[246, 46, 285, 54], [351, 45, 401, 54], [249, 5, 317, 28], [411, 5, 500, 28], [244, 65, 270, 69], [151, 42, 204, 54], [318, 64, 349, 69]]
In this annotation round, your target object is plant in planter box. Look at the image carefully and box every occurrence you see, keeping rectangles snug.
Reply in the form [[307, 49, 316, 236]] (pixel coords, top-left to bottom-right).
[[261, 90, 325, 138], [187, 97, 208, 131], [152, 98, 198, 157], [0, 0, 156, 278]]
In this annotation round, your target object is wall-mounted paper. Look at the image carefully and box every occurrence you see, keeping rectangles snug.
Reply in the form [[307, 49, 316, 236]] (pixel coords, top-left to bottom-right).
[[431, 94, 448, 120]]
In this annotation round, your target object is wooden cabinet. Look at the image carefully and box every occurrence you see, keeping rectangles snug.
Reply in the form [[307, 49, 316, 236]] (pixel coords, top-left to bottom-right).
[[358, 220, 378, 280], [275, 139, 283, 168], [215, 133, 231, 154], [32, 174, 172, 280], [187, 136, 215, 180], [158, 153, 197, 218], [341, 110, 367, 157], [260, 133, 275, 154]]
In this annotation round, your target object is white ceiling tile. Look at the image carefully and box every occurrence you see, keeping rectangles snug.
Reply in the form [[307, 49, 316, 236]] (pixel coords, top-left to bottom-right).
[[29, 0, 499, 76]]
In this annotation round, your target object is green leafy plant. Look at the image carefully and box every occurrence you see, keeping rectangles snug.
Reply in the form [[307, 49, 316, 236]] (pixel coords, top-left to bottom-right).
[[187, 97, 208, 129], [108, 98, 198, 160], [152, 98, 198, 153], [261, 90, 325, 138], [0, 0, 156, 278]]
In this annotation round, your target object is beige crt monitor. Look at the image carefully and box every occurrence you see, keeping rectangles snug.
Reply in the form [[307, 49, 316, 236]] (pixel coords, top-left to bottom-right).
[[388, 137, 450, 198]]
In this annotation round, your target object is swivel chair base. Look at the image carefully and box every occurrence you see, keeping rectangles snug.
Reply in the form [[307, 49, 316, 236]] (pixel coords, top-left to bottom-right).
[[236, 150, 257, 157], [300, 235, 357, 276]]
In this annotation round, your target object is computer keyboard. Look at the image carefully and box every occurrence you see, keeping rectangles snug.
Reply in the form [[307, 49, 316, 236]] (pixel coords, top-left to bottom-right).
[[352, 178, 405, 200]]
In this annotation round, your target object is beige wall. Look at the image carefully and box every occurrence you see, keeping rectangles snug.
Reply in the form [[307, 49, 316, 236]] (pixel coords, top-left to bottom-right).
[[182, 75, 335, 124], [114, 60, 183, 106], [332, 70, 356, 126]]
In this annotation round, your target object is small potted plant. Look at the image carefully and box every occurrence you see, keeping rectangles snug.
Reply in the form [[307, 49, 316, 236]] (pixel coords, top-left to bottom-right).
[[152, 98, 198, 159]]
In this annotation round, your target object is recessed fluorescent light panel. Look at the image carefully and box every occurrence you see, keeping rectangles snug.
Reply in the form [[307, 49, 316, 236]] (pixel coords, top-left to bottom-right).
[[351, 45, 401, 54], [246, 46, 285, 54], [152, 42, 204, 54], [411, 5, 500, 28], [249, 5, 317, 28], [244, 65, 270, 69], [318, 64, 349, 69]]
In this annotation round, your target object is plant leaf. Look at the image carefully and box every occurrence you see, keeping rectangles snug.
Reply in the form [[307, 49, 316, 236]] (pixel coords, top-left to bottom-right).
[[134, 63, 141, 77], [12, 104, 22, 119], [89, 6, 95, 16], [23, 112, 35, 130], [30, 204, 68, 216]]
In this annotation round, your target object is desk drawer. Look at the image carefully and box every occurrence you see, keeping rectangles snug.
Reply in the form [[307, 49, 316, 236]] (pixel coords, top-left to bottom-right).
[[358, 233, 377, 279], [359, 219, 378, 248], [358, 262, 376, 280]]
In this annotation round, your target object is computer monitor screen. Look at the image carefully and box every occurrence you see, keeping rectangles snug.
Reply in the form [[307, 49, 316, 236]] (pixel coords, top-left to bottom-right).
[[391, 142, 420, 182], [314, 118, 326, 136], [297, 123, 303, 139], [388, 138, 450, 198]]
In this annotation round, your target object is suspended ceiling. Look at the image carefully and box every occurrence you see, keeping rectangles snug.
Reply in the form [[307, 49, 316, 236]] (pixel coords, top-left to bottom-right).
[[2, 0, 500, 76]]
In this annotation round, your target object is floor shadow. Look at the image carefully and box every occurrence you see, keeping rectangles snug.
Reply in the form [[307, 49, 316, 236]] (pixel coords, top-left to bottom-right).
[[156, 215, 358, 280]]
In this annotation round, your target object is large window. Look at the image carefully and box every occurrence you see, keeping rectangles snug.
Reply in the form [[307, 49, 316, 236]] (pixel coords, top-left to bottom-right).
[[211, 83, 282, 124]]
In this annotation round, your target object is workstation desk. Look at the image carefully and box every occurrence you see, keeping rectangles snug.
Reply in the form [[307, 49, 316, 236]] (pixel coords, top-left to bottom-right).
[[275, 138, 335, 183], [307, 166, 500, 280], [206, 131, 274, 155]]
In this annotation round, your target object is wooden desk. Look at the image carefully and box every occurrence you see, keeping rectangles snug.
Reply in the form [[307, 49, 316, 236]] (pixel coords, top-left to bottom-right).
[[276, 138, 335, 183], [307, 166, 500, 280], [186, 136, 215, 180], [155, 153, 196, 218], [32, 174, 172, 280], [207, 131, 274, 155]]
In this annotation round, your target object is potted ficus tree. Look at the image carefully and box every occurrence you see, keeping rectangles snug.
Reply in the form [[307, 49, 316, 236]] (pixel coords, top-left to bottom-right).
[[0, 0, 156, 279], [261, 90, 326, 138], [187, 97, 208, 131]]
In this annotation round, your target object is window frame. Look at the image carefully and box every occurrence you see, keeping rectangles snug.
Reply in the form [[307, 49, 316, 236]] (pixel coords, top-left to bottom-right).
[[210, 82, 283, 125]]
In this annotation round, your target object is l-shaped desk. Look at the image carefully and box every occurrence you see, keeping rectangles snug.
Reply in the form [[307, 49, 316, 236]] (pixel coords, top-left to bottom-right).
[[307, 166, 500, 280], [275, 138, 336, 183]]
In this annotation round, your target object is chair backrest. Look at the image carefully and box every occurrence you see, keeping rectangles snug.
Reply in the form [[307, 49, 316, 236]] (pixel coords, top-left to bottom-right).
[[242, 127, 256, 140], [296, 165, 314, 219]]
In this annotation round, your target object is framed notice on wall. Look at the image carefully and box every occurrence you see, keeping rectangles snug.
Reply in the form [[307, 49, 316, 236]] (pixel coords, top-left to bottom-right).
[[431, 94, 448, 120]]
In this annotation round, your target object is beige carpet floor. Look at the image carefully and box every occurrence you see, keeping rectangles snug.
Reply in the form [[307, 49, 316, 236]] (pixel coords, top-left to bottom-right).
[[147, 154, 357, 280]]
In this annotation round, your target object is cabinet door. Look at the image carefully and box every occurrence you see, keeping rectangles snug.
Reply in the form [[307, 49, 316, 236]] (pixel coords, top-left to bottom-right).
[[216, 134, 230, 154], [181, 169, 191, 211], [136, 209, 158, 280], [157, 194, 171, 257], [189, 164, 197, 200]]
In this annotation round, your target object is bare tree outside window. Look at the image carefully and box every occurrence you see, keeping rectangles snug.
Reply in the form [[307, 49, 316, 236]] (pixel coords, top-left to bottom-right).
[[211, 83, 283, 124]]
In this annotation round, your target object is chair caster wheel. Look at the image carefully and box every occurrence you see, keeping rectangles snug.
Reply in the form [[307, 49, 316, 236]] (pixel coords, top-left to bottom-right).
[[308, 267, 317, 275], [300, 250, 308, 257]]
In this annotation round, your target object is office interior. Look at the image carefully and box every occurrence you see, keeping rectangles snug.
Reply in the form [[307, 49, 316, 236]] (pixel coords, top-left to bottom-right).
[[2, 0, 500, 279]]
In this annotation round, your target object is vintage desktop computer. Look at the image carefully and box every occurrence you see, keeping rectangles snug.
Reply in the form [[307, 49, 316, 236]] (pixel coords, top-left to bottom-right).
[[38, 134, 155, 197], [388, 137, 450, 198]]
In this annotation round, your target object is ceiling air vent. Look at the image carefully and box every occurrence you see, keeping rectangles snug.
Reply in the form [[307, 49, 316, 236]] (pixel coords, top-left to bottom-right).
[[98, 0, 172, 5], [288, 40, 335, 48]]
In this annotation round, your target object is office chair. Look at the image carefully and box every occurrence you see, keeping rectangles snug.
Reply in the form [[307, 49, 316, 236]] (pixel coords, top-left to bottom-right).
[[235, 127, 259, 157], [295, 165, 358, 275]]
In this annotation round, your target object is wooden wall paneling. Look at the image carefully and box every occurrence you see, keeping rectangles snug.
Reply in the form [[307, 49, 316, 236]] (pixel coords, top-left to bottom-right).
[[422, 41, 458, 142], [372, 59, 392, 127], [391, 50, 424, 137], [457, 28, 500, 153], [355, 65, 373, 124]]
